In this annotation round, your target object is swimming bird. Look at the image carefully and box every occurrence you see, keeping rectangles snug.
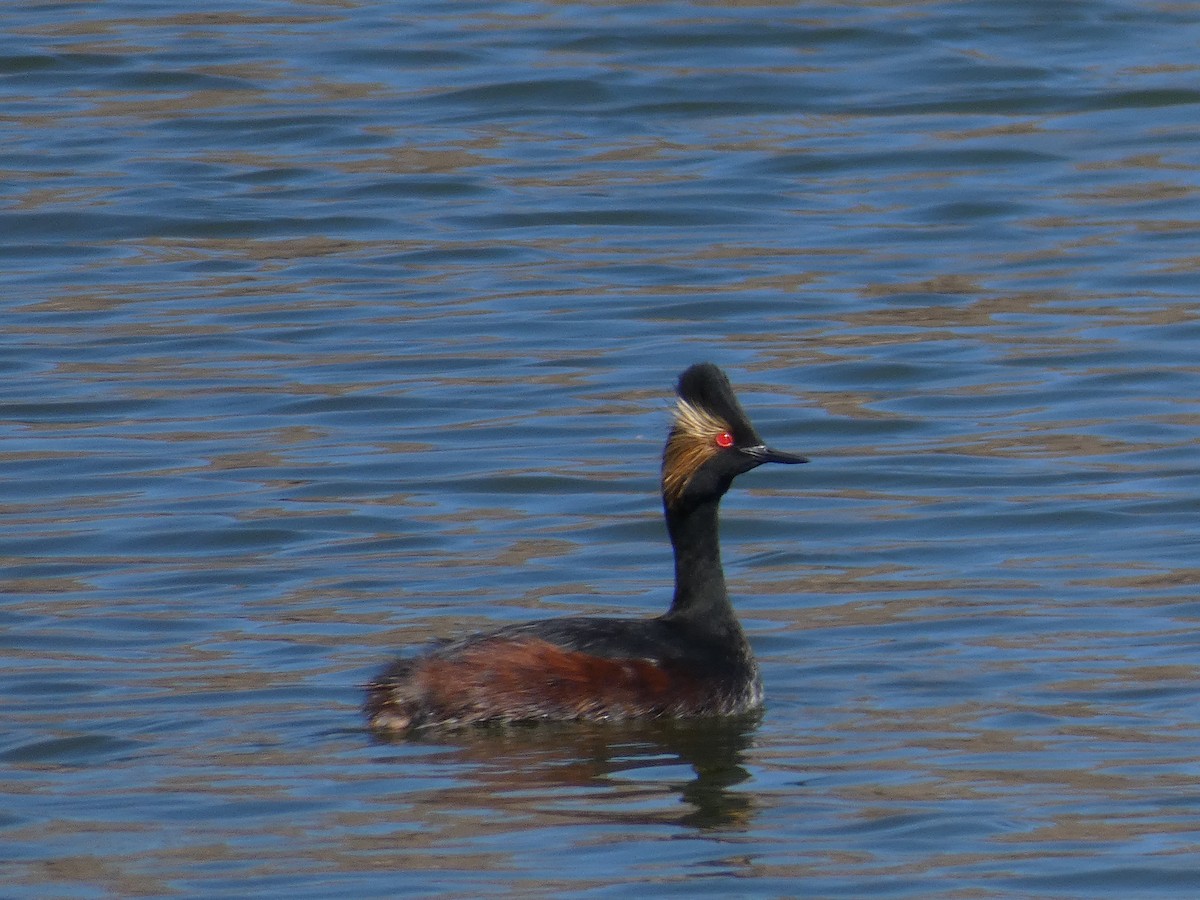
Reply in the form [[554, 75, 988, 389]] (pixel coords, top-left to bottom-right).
[[365, 363, 806, 731]]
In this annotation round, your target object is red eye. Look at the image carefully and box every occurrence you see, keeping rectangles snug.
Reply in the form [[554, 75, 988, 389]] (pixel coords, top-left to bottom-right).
[[715, 431, 734, 448]]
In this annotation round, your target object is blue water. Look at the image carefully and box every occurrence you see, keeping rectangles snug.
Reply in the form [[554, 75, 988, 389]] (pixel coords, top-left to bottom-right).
[[3, 0, 1200, 896]]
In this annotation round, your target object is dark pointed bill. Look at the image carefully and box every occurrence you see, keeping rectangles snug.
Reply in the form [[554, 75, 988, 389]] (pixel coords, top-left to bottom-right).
[[743, 444, 808, 465]]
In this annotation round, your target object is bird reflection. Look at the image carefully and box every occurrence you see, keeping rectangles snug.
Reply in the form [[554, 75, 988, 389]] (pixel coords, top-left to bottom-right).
[[371, 713, 760, 831]]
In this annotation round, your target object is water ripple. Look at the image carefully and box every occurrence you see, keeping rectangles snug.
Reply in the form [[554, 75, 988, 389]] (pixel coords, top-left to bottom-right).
[[2, 0, 1200, 897]]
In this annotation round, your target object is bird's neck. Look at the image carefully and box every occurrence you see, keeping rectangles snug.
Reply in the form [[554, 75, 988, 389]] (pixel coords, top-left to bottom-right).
[[662, 495, 739, 630]]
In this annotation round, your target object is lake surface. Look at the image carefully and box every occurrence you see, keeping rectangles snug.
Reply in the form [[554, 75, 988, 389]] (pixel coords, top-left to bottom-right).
[[3, 0, 1200, 896]]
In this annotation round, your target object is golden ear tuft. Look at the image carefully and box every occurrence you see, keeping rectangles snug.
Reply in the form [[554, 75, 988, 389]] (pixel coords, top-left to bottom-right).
[[671, 397, 728, 443], [661, 399, 731, 505]]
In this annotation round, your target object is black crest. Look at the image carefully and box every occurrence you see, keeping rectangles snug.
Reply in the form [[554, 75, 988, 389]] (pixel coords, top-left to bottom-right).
[[676, 363, 760, 445]]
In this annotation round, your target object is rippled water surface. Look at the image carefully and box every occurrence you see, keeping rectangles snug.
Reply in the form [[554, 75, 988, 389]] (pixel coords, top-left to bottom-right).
[[4, 0, 1200, 896]]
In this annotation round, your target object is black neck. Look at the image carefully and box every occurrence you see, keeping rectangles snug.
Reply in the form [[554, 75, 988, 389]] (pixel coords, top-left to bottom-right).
[[662, 495, 738, 629]]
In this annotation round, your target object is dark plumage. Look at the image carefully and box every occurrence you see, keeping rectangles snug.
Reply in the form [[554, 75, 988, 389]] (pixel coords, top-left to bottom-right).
[[365, 363, 806, 732]]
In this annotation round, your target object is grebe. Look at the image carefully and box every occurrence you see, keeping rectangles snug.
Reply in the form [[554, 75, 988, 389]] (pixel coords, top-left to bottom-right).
[[365, 363, 806, 732]]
